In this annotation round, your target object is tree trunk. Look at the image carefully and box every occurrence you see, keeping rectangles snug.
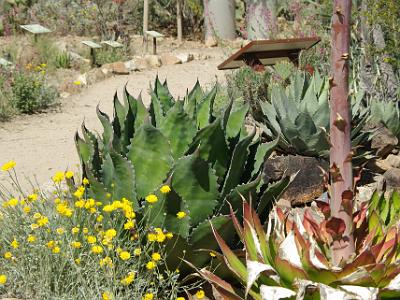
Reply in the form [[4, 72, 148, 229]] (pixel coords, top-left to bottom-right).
[[246, 0, 277, 40], [203, 0, 236, 45], [176, 0, 183, 42], [143, 0, 149, 35], [372, 25, 398, 101], [329, 0, 355, 265]]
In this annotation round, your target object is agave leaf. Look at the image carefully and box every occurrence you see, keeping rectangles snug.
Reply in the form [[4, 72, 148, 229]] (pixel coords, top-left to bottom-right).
[[96, 105, 114, 152], [127, 124, 173, 198], [246, 260, 276, 297], [190, 215, 234, 250], [101, 153, 114, 187], [109, 152, 137, 208], [159, 101, 197, 159], [171, 154, 219, 225], [121, 99, 135, 153], [155, 76, 174, 113], [222, 174, 262, 214], [112, 91, 127, 139], [226, 104, 249, 139], [149, 92, 164, 126], [251, 139, 279, 178], [212, 224, 248, 282], [221, 129, 255, 198], [197, 85, 217, 129], [259, 285, 296, 300], [257, 174, 295, 222], [389, 191, 400, 224], [86, 175, 110, 203], [75, 132, 91, 164], [187, 117, 230, 177], [184, 80, 203, 119], [368, 210, 384, 241]]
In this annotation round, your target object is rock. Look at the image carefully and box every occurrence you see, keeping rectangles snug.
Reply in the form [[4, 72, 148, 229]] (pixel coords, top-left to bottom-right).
[[102, 62, 129, 75], [68, 51, 90, 69], [75, 73, 87, 86], [124, 59, 140, 72], [367, 158, 392, 173], [205, 36, 218, 47], [264, 155, 328, 206], [176, 53, 194, 63], [160, 53, 181, 65], [384, 154, 400, 169], [86, 68, 112, 85], [60, 92, 71, 99], [383, 168, 400, 188], [145, 55, 162, 68], [371, 127, 398, 158], [134, 57, 149, 71]]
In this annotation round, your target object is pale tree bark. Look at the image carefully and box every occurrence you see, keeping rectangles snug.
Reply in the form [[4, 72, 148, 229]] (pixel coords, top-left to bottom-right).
[[372, 25, 398, 101], [203, 0, 236, 45], [176, 0, 183, 42], [246, 0, 277, 40], [143, 0, 149, 35], [329, 0, 355, 265]]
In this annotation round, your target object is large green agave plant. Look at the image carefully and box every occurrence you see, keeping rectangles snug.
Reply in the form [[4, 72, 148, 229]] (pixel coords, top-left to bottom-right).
[[193, 190, 400, 299], [258, 70, 371, 158], [370, 100, 400, 141], [75, 76, 291, 273]]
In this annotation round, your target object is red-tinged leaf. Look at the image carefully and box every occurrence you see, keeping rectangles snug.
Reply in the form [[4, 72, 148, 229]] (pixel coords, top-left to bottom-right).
[[339, 250, 375, 277], [184, 259, 245, 300], [243, 219, 258, 262], [369, 190, 382, 212], [275, 207, 286, 223], [211, 224, 248, 282], [353, 203, 368, 228], [274, 256, 307, 286], [380, 265, 400, 288], [243, 201, 254, 228], [369, 263, 387, 285], [229, 202, 243, 239], [325, 217, 346, 240], [213, 286, 245, 300], [285, 218, 294, 236], [303, 209, 323, 240], [374, 236, 396, 263], [369, 210, 384, 241], [251, 202, 273, 265], [313, 196, 328, 210], [320, 220, 333, 244], [341, 190, 353, 214]]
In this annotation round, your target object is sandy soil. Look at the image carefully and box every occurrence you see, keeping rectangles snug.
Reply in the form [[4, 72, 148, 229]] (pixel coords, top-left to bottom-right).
[[0, 47, 228, 191]]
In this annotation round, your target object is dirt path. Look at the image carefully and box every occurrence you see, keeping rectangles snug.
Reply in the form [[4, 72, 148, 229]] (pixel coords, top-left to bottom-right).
[[0, 48, 227, 191]]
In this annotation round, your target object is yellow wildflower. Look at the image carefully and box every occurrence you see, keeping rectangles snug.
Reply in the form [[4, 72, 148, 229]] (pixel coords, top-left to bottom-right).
[[28, 193, 38, 201], [10, 238, 19, 249], [82, 177, 89, 185], [176, 211, 186, 219], [96, 215, 104, 222], [105, 229, 117, 240], [52, 171, 64, 183], [65, 171, 74, 179], [52, 246, 60, 254], [195, 290, 205, 299], [71, 241, 82, 249], [56, 228, 65, 235], [151, 252, 161, 261], [33, 212, 41, 219], [103, 204, 115, 213], [46, 240, 56, 249], [133, 248, 141, 256], [147, 233, 156, 242], [73, 186, 85, 198], [73, 80, 81, 86], [56, 202, 73, 217], [143, 293, 154, 300], [146, 261, 156, 270], [120, 272, 135, 285], [177, 297, 185, 300], [160, 185, 171, 194], [37, 216, 49, 227], [72, 227, 80, 234], [30, 223, 39, 230], [4, 252, 12, 259], [23, 206, 31, 213], [91, 245, 103, 254], [75, 258, 81, 265], [209, 251, 216, 257], [124, 220, 135, 230], [119, 251, 130, 261], [0, 274, 7, 284], [1, 160, 16, 171], [27, 235, 36, 243], [102, 291, 112, 300], [166, 232, 174, 239], [87, 236, 97, 244], [83, 227, 89, 234], [145, 194, 158, 203], [75, 199, 85, 208], [99, 256, 113, 268]]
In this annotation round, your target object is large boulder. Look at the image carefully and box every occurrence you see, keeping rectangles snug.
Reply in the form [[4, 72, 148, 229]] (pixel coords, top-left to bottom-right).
[[383, 168, 400, 188], [371, 126, 398, 158], [102, 62, 130, 75], [160, 53, 181, 65], [264, 155, 328, 206]]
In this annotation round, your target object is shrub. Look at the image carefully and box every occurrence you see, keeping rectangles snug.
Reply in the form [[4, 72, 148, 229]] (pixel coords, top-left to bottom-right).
[[0, 163, 195, 299], [75, 77, 292, 275], [11, 65, 58, 114], [0, 68, 15, 120], [54, 51, 72, 69]]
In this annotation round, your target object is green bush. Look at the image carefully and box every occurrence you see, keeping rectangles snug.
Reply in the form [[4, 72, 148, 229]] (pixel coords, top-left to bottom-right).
[[54, 51, 72, 69], [11, 67, 58, 114]]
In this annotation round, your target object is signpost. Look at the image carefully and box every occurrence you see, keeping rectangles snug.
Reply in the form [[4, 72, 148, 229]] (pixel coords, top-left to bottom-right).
[[81, 41, 102, 67], [145, 31, 164, 55], [0, 58, 13, 68], [20, 24, 52, 42], [218, 37, 321, 71]]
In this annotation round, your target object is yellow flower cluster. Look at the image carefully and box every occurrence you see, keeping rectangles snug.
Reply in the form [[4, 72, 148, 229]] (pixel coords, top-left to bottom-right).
[[121, 272, 135, 285], [56, 201, 73, 217], [1, 160, 16, 171]]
